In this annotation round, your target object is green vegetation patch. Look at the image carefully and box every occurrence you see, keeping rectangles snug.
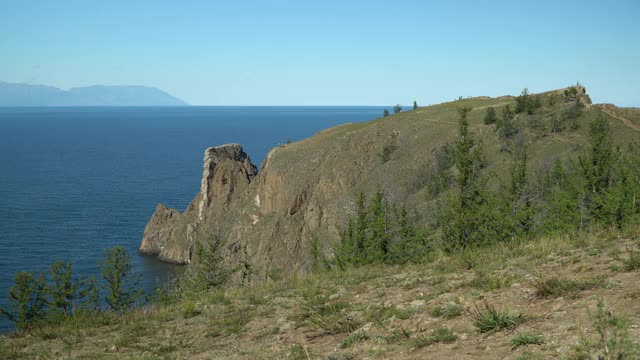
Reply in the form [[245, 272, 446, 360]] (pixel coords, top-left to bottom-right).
[[511, 334, 543, 350], [410, 327, 457, 349], [467, 301, 523, 333], [533, 276, 605, 298]]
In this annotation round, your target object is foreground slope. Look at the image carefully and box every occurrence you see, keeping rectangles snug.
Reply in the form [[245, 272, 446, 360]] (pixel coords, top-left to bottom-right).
[[140, 86, 640, 280], [5, 229, 640, 358]]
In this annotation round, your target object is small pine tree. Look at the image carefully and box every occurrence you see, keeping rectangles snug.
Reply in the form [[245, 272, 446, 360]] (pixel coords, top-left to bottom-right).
[[496, 149, 534, 239], [98, 246, 144, 312], [413, 101, 418, 110], [240, 245, 252, 287], [181, 235, 232, 294], [309, 236, 328, 272], [497, 105, 517, 139], [515, 88, 528, 113], [0, 271, 48, 331], [484, 107, 497, 125], [394, 104, 402, 114], [48, 261, 95, 315], [441, 107, 489, 250]]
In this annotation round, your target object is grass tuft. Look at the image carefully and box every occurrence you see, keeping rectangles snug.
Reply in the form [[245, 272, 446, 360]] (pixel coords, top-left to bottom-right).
[[623, 247, 640, 271], [510, 334, 543, 350], [467, 300, 523, 333], [410, 327, 457, 349], [533, 276, 604, 298], [340, 331, 369, 349]]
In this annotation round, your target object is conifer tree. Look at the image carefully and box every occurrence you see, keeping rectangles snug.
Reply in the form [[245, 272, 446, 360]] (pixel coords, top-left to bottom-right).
[[98, 246, 144, 311], [0, 271, 48, 331], [484, 106, 497, 124], [441, 107, 488, 249], [181, 235, 231, 294], [48, 261, 95, 315]]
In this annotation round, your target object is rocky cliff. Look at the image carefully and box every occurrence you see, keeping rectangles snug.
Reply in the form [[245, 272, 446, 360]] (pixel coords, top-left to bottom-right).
[[139, 86, 634, 281], [139, 144, 257, 264]]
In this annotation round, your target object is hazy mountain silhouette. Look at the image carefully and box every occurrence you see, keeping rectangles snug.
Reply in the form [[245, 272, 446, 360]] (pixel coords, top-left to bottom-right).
[[0, 82, 189, 106]]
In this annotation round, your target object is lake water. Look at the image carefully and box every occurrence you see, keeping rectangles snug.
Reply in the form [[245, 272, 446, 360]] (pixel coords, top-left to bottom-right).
[[0, 106, 384, 331]]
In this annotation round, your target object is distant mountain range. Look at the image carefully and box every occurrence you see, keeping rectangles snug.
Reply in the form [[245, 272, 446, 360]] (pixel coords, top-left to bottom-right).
[[0, 82, 189, 106]]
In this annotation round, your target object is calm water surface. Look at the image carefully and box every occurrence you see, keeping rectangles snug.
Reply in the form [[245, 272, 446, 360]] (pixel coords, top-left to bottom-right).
[[0, 106, 384, 330]]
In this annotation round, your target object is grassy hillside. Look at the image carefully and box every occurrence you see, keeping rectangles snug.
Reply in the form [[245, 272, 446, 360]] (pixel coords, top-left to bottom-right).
[[2, 228, 639, 359]]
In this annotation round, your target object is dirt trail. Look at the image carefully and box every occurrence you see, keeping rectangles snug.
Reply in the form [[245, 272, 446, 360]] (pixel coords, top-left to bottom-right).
[[599, 106, 640, 132]]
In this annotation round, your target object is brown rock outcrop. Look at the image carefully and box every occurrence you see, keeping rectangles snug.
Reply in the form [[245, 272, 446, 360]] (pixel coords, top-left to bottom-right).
[[138, 144, 257, 264]]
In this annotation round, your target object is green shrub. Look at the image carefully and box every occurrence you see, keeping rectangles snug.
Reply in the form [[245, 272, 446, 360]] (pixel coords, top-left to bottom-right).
[[467, 301, 523, 333], [379, 143, 398, 164], [623, 247, 640, 271], [511, 334, 543, 350], [533, 277, 581, 298], [340, 330, 369, 349], [411, 327, 457, 349], [181, 301, 201, 319], [573, 297, 640, 359], [289, 344, 306, 360]]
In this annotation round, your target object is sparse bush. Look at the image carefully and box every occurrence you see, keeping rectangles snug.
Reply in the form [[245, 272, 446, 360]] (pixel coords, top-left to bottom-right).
[[379, 143, 398, 164], [393, 104, 402, 114], [340, 330, 369, 348], [564, 103, 583, 120], [623, 247, 640, 271], [467, 300, 523, 333], [289, 344, 306, 360], [181, 301, 201, 318], [511, 334, 543, 350], [367, 304, 414, 324], [550, 114, 564, 133], [413, 101, 418, 110], [383, 109, 390, 117], [564, 86, 579, 102], [573, 297, 640, 359], [534, 276, 604, 298]]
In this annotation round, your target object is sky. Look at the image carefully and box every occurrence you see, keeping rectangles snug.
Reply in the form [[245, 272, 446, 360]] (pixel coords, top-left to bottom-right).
[[1, 0, 638, 106]]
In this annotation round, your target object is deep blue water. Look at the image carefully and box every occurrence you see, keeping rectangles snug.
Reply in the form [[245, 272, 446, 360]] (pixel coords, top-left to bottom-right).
[[0, 106, 384, 331]]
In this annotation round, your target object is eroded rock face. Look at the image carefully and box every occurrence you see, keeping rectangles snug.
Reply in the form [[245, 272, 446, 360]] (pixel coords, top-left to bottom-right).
[[138, 144, 257, 264]]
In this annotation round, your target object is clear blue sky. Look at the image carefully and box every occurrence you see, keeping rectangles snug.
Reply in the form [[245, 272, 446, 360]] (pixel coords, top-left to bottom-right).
[[1, 0, 638, 106]]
